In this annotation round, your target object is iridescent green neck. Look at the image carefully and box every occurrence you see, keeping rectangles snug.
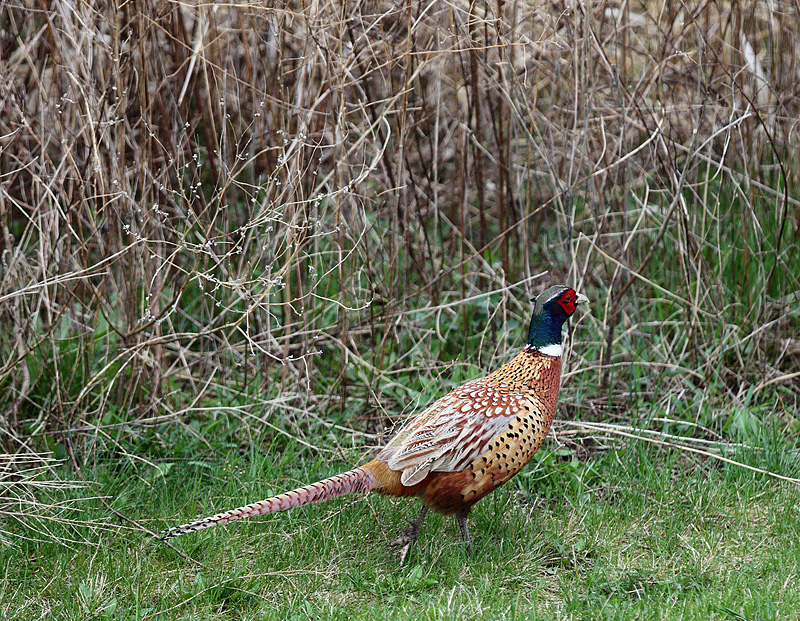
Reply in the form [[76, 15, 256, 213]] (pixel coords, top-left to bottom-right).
[[526, 312, 566, 349]]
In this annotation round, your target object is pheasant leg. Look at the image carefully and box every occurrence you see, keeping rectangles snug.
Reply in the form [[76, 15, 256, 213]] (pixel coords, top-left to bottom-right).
[[390, 504, 429, 565], [456, 509, 472, 555]]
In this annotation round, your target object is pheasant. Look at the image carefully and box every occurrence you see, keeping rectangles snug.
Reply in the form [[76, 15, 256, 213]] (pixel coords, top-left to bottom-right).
[[160, 285, 587, 562]]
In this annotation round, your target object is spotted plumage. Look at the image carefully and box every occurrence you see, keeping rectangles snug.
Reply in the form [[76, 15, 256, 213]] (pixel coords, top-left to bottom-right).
[[159, 285, 587, 562]]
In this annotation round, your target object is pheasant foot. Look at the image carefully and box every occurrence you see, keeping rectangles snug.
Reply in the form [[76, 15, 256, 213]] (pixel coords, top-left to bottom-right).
[[390, 505, 429, 566]]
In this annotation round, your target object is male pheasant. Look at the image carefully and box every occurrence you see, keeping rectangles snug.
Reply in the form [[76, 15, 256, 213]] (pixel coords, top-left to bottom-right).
[[160, 285, 587, 562]]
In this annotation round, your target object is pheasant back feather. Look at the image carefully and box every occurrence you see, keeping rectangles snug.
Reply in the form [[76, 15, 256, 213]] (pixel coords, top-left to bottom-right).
[[375, 348, 561, 506]]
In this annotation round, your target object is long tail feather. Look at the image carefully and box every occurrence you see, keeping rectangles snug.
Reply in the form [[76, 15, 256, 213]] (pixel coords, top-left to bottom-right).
[[159, 466, 376, 541]]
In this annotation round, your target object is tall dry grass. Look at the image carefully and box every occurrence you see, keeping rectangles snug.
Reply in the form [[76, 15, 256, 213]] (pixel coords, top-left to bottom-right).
[[0, 0, 798, 465]]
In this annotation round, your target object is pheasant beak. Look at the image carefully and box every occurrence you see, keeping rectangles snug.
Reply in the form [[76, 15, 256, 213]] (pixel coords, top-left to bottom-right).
[[576, 292, 589, 306]]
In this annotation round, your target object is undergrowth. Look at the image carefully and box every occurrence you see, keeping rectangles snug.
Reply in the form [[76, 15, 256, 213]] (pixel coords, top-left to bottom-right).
[[1, 422, 798, 619]]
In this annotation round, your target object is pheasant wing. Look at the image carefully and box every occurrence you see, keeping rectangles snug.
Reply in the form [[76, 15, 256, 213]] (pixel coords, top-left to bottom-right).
[[377, 380, 528, 486]]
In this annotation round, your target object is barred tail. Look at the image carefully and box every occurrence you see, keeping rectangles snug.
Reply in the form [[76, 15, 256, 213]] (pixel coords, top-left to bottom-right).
[[159, 466, 376, 541]]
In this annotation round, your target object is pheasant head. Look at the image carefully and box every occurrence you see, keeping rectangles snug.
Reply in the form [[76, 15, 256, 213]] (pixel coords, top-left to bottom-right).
[[526, 285, 588, 354]]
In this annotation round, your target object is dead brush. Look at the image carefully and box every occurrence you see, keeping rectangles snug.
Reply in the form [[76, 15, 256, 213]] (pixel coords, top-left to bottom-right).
[[0, 452, 104, 547], [0, 1, 797, 487]]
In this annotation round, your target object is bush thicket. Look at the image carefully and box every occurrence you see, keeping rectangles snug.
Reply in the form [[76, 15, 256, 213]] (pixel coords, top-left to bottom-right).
[[1, 1, 798, 458]]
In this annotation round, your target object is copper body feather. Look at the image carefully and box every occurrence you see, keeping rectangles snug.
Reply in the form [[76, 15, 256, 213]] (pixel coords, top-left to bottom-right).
[[370, 348, 560, 514], [161, 348, 560, 539]]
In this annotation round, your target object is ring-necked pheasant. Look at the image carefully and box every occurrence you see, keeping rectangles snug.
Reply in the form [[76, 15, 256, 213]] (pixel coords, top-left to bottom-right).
[[160, 285, 587, 562]]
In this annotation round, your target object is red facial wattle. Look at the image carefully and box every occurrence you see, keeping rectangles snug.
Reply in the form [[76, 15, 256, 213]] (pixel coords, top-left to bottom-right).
[[556, 290, 577, 315]]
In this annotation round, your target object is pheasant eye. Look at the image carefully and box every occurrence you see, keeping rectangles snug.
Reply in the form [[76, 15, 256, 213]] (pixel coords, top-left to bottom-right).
[[556, 292, 576, 313]]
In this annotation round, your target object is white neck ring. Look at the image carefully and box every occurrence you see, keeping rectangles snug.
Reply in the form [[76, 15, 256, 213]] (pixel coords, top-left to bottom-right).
[[532, 343, 562, 357]]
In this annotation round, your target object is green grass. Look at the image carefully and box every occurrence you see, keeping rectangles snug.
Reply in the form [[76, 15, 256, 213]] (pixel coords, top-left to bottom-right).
[[2, 426, 798, 620]]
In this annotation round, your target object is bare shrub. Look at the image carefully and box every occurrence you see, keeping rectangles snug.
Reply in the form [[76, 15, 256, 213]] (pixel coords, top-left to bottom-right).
[[0, 0, 797, 457]]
